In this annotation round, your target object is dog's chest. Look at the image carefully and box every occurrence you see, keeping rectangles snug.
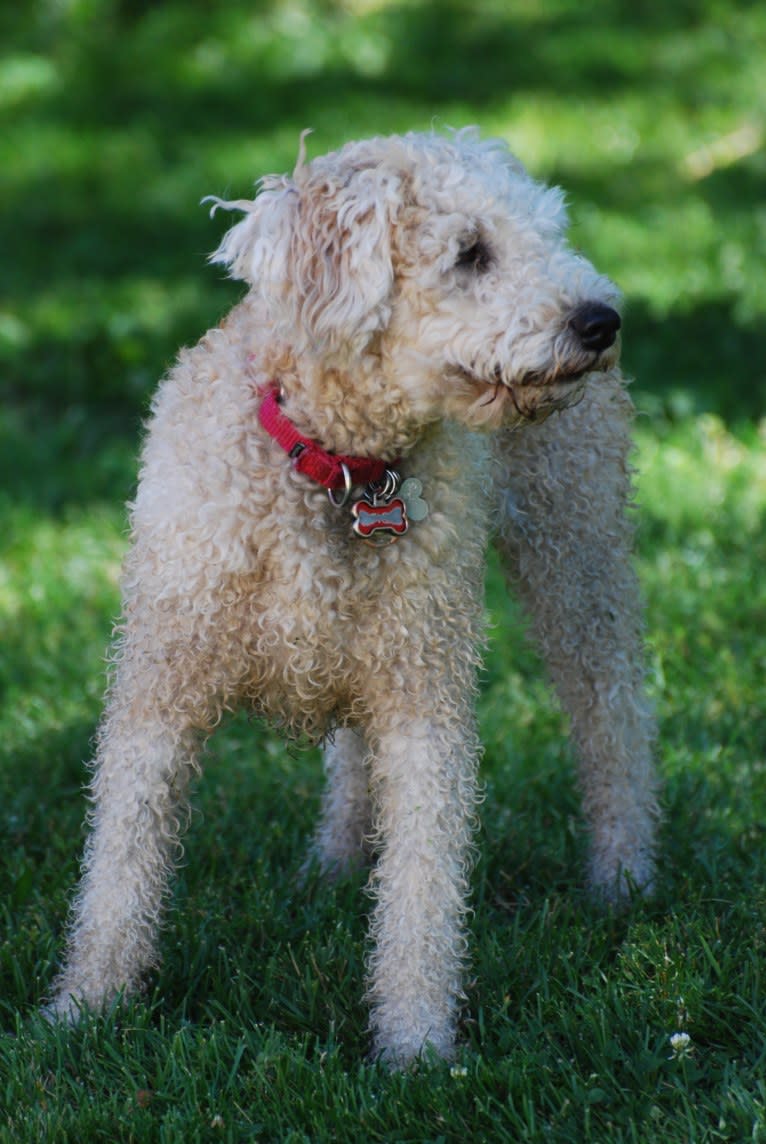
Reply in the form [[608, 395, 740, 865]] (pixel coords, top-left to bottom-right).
[[214, 422, 493, 732], [232, 548, 418, 732], [229, 488, 477, 732]]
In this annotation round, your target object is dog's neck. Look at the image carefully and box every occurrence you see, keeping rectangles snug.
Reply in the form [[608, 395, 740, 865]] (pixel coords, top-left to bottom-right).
[[257, 385, 397, 493], [251, 343, 425, 461]]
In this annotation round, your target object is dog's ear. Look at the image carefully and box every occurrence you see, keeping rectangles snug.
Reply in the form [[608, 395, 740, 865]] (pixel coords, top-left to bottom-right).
[[207, 163, 399, 355], [206, 177, 298, 300], [288, 164, 399, 354]]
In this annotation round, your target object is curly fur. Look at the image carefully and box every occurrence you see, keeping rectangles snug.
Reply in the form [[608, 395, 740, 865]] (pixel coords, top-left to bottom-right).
[[47, 129, 658, 1067]]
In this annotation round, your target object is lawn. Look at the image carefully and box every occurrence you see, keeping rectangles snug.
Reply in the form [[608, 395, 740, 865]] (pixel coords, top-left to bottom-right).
[[1, 1, 765, 1140]]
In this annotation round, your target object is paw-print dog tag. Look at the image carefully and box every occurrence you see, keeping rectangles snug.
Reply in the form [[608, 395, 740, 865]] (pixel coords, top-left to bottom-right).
[[399, 478, 429, 522]]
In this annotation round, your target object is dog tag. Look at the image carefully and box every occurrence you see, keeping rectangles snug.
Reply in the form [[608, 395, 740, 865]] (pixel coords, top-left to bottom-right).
[[399, 478, 429, 522], [351, 497, 409, 545]]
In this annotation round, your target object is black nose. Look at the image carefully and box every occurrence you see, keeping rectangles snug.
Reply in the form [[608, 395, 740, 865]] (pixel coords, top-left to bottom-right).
[[568, 302, 621, 352]]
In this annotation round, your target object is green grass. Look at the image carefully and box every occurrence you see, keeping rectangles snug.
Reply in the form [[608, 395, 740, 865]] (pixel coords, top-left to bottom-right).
[[2, 0, 766, 1139]]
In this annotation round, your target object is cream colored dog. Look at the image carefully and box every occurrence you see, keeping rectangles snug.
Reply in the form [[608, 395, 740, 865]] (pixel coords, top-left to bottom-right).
[[48, 130, 658, 1066]]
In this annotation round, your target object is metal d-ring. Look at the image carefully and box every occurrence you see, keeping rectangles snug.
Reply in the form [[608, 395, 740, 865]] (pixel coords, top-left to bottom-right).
[[327, 462, 352, 509], [380, 468, 401, 502], [367, 468, 400, 506]]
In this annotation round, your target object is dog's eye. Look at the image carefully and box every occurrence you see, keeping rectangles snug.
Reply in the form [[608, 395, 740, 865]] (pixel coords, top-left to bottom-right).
[[455, 238, 492, 273]]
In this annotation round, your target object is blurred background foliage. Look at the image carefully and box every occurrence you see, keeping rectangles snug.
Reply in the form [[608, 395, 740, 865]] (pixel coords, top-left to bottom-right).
[[1, 0, 764, 478]]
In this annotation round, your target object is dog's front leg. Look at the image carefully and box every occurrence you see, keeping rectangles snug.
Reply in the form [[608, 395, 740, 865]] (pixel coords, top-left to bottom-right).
[[48, 655, 201, 1021], [364, 707, 480, 1066], [493, 375, 659, 901]]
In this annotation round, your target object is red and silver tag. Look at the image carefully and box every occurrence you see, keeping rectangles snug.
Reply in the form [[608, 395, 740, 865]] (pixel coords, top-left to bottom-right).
[[351, 496, 409, 545], [330, 467, 428, 547]]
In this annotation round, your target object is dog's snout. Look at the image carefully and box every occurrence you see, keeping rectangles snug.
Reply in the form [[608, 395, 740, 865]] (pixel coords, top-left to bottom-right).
[[568, 302, 621, 352]]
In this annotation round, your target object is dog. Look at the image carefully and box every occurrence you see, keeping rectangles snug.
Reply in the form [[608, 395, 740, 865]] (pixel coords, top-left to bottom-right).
[[47, 129, 658, 1066]]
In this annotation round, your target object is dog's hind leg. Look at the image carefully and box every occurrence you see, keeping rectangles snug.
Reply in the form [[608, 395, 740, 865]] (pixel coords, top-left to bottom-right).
[[493, 374, 659, 902], [311, 726, 372, 877]]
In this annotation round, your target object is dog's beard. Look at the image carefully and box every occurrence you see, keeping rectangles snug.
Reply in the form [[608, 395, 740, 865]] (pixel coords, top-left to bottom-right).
[[504, 377, 588, 423], [447, 335, 619, 429], [445, 368, 589, 430], [475, 377, 587, 428]]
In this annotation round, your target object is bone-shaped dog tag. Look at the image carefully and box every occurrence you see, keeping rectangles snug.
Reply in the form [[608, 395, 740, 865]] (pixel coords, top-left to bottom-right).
[[351, 497, 409, 546], [399, 478, 429, 522]]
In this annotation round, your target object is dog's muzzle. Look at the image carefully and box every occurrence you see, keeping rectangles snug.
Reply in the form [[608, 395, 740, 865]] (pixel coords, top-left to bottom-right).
[[567, 302, 621, 354], [512, 300, 622, 388]]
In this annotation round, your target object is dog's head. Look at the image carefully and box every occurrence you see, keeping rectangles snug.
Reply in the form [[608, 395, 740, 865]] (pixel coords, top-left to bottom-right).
[[208, 130, 622, 432]]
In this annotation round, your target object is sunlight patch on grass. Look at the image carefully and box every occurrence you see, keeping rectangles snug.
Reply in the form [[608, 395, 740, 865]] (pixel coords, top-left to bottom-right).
[[578, 202, 766, 319], [0, 54, 59, 111], [488, 97, 646, 174], [636, 416, 766, 537], [2, 508, 123, 605], [0, 507, 123, 750], [680, 122, 764, 182], [149, 1, 392, 90], [632, 416, 766, 792], [17, 277, 208, 348]]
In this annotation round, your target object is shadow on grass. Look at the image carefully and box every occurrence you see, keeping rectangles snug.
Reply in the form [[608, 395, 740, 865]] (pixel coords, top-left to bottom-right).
[[625, 299, 766, 424]]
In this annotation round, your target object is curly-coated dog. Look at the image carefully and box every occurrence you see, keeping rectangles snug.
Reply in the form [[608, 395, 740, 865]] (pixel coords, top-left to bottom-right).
[[48, 130, 658, 1066]]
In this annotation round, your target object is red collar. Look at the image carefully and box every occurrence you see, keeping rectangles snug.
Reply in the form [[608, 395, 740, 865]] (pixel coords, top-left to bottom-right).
[[258, 386, 395, 491]]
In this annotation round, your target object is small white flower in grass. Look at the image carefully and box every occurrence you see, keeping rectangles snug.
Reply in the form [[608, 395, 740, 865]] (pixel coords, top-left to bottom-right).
[[669, 1031, 693, 1059], [450, 1065, 468, 1078]]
